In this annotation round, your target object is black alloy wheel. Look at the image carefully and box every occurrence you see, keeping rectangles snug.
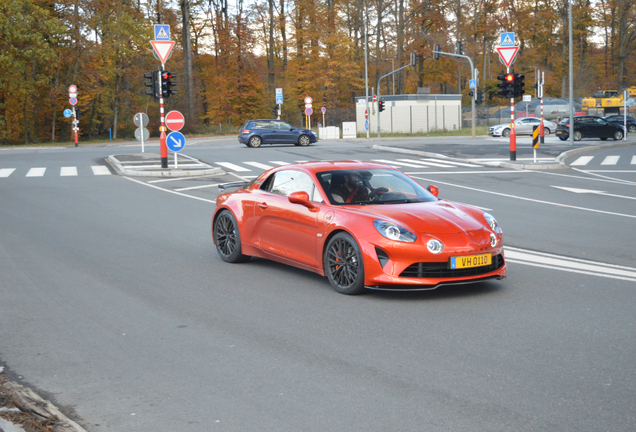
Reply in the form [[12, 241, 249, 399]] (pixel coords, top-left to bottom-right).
[[323, 232, 365, 295], [297, 134, 311, 146], [573, 130, 583, 141], [248, 136, 262, 148], [614, 130, 624, 140], [213, 210, 250, 263]]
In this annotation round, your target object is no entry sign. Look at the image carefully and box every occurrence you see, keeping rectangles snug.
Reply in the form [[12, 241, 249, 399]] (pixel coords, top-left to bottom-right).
[[165, 110, 185, 131]]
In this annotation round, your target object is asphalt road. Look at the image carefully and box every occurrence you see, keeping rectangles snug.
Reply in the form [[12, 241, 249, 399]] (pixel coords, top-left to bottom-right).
[[1, 136, 635, 431]]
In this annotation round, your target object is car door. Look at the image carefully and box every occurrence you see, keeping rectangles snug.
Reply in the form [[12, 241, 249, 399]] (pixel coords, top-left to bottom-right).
[[253, 170, 323, 268], [254, 120, 276, 143], [594, 118, 614, 138], [515, 118, 531, 134], [271, 121, 297, 144]]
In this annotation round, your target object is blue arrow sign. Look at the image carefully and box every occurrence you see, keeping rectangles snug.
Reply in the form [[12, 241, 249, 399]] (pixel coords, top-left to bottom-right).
[[500, 32, 515, 47], [155, 24, 170, 41], [166, 131, 186, 152], [365, 120, 369, 130], [469, 79, 476, 89], [63, 109, 72, 118]]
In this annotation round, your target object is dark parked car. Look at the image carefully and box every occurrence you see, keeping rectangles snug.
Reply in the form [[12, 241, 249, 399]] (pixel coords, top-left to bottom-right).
[[602, 115, 636, 133], [556, 116, 625, 141], [238, 119, 318, 148]]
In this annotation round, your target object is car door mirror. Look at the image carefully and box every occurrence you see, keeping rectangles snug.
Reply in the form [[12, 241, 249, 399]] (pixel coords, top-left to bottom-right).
[[427, 185, 439, 198], [288, 191, 318, 210]]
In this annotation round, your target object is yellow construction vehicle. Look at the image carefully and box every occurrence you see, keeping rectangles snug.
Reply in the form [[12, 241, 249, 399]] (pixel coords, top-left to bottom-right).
[[582, 88, 636, 115]]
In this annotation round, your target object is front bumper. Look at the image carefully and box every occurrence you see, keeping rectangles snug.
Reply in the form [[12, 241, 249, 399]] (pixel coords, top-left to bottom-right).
[[359, 230, 507, 290]]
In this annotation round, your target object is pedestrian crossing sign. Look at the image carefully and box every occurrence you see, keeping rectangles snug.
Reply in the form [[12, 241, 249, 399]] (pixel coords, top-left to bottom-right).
[[500, 32, 515, 47], [154, 24, 170, 41]]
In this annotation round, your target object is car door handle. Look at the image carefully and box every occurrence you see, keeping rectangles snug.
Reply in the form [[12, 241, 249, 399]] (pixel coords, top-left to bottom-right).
[[258, 202, 268, 210]]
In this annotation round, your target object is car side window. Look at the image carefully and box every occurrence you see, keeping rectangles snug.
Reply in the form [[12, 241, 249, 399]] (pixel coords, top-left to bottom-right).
[[255, 121, 272, 129], [271, 121, 289, 130], [264, 170, 323, 203]]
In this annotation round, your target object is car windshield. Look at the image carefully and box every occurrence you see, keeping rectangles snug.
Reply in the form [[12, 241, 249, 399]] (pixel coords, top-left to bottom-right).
[[317, 168, 438, 205]]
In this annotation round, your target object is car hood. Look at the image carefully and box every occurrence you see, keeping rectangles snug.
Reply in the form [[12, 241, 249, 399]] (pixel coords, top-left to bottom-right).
[[351, 200, 485, 234]]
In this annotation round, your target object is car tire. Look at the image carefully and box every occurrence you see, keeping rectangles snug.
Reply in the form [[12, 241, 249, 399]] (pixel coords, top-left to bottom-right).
[[297, 134, 311, 146], [323, 232, 365, 295], [629, 124, 636, 133], [544, 128, 551, 135], [213, 210, 250, 263], [573, 131, 583, 141], [502, 128, 510, 138], [558, 136, 567, 141], [248, 136, 262, 148], [614, 130, 624, 140], [600, 137, 608, 141]]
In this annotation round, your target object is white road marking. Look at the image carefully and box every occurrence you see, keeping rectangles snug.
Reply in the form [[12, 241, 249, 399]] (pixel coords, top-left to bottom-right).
[[0, 168, 15, 178], [410, 175, 636, 219], [551, 186, 636, 201], [123, 176, 216, 204], [506, 247, 636, 282], [631, 155, 636, 165], [372, 159, 424, 168], [26, 168, 46, 177], [269, 161, 290, 166], [571, 156, 594, 166], [60, 166, 78, 176], [244, 162, 273, 170], [396, 159, 430, 168], [215, 162, 251, 172], [176, 183, 220, 191], [601, 155, 620, 165], [91, 166, 111, 175], [421, 158, 481, 167], [404, 170, 529, 175]]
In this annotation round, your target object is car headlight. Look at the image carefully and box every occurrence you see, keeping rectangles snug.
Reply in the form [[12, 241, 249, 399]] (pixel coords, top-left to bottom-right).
[[490, 233, 497, 247], [483, 212, 502, 234], [427, 239, 444, 254], [373, 221, 416, 243]]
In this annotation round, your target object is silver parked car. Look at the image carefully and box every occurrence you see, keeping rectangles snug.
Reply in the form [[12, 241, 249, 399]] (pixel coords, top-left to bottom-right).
[[488, 117, 558, 137]]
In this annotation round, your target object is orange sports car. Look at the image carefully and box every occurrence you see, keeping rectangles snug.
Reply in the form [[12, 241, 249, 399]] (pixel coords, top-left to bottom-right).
[[212, 161, 506, 295]]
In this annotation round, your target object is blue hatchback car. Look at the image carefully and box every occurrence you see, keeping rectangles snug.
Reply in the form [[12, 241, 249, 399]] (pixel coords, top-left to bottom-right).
[[238, 119, 318, 148]]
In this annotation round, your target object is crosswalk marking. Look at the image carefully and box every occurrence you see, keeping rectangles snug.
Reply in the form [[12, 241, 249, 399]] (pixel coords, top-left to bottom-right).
[[91, 166, 111, 175], [600, 156, 620, 165], [0, 168, 15, 178], [571, 156, 594, 166], [421, 158, 481, 168], [269, 161, 290, 166], [372, 159, 424, 168], [215, 162, 251, 172], [26, 168, 46, 177], [60, 166, 78, 176], [632, 155, 636, 165], [395, 159, 430, 168], [244, 162, 273, 170]]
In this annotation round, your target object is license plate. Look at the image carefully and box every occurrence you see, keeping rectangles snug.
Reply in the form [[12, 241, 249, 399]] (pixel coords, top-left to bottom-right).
[[450, 253, 491, 269]]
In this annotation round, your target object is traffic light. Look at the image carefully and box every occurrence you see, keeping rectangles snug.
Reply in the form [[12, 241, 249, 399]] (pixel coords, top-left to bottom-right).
[[456, 41, 463, 55], [476, 90, 484, 105], [74, 108, 81, 119], [514, 73, 525, 97], [411, 51, 417, 69], [378, 100, 385, 112], [144, 71, 158, 99], [497, 73, 515, 98], [468, 91, 474, 98], [272, 105, 278, 117], [433, 44, 440, 60], [160, 71, 177, 98]]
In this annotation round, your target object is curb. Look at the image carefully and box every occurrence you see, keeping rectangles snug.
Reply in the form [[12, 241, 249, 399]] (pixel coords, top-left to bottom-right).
[[106, 155, 225, 177]]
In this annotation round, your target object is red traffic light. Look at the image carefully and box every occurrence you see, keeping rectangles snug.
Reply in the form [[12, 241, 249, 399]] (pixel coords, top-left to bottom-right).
[[505, 74, 514, 82]]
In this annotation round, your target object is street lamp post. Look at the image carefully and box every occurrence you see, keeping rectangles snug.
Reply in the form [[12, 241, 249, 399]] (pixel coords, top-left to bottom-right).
[[384, 58, 395, 95]]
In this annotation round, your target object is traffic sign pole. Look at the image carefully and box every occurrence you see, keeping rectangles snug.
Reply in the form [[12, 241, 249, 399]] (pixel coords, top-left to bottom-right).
[[159, 79, 168, 168], [509, 67, 516, 161]]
